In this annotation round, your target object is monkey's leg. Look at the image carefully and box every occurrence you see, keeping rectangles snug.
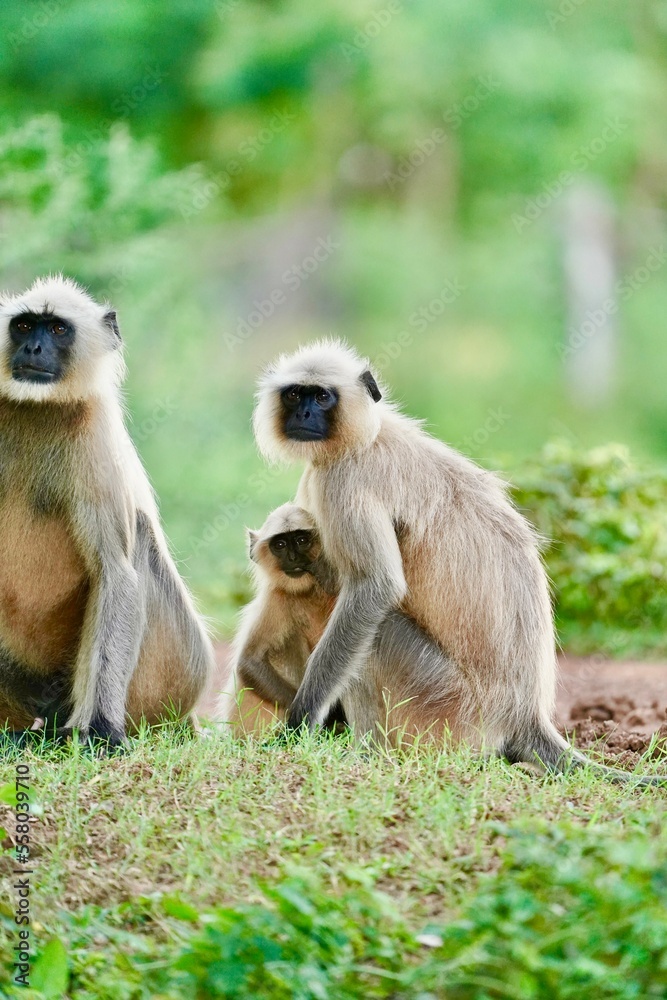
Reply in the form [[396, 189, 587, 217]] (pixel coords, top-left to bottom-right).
[[223, 688, 285, 736], [343, 612, 463, 748], [238, 654, 299, 709], [66, 561, 144, 745], [0, 696, 35, 736], [0, 646, 72, 737], [124, 511, 211, 729]]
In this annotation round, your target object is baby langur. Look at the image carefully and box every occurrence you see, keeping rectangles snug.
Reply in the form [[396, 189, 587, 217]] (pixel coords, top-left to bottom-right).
[[220, 503, 346, 734], [0, 276, 213, 746], [253, 340, 667, 785]]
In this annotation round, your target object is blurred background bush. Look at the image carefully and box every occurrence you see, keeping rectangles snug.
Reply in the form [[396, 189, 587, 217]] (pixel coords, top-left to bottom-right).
[[1, 0, 666, 648]]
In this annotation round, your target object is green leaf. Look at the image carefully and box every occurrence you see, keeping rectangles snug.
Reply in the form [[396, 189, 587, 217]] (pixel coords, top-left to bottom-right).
[[0, 781, 43, 815], [163, 896, 201, 922], [0, 782, 16, 805], [31, 937, 69, 997]]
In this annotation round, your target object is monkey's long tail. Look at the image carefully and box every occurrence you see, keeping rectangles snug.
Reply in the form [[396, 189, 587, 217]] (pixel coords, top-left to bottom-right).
[[501, 720, 667, 788]]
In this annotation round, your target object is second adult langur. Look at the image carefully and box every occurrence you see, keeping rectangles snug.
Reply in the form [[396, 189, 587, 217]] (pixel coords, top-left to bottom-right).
[[252, 339, 665, 784]]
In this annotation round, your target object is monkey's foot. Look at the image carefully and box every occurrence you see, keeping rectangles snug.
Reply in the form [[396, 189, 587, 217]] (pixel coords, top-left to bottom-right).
[[86, 718, 126, 754], [53, 719, 126, 754]]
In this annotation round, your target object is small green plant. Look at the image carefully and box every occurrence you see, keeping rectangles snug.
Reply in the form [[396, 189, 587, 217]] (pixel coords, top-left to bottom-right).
[[157, 874, 413, 999], [513, 440, 667, 654]]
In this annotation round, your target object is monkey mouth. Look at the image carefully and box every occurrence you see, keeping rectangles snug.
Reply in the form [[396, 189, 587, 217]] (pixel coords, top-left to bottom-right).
[[284, 568, 309, 577], [12, 366, 58, 383], [287, 428, 326, 442]]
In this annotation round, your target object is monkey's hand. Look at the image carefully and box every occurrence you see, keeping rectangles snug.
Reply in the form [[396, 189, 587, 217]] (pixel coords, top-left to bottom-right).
[[284, 695, 345, 733], [284, 698, 315, 733]]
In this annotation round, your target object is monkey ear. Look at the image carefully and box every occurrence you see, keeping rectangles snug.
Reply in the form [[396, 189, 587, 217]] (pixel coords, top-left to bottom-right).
[[359, 369, 382, 402], [104, 310, 121, 343], [247, 530, 260, 561]]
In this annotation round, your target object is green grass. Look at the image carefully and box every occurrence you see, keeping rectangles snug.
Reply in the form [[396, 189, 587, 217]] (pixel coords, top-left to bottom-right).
[[2, 730, 667, 998]]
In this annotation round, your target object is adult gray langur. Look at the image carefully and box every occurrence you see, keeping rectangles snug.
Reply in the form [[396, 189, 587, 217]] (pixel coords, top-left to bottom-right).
[[252, 339, 665, 784], [0, 276, 213, 746]]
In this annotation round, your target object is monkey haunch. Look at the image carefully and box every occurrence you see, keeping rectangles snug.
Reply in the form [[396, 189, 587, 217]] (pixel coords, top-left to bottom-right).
[[253, 340, 666, 785], [0, 276, 213, 745]]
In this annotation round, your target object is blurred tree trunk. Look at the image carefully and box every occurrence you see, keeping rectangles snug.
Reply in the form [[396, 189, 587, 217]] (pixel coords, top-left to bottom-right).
[[562, 182, 617, 407]]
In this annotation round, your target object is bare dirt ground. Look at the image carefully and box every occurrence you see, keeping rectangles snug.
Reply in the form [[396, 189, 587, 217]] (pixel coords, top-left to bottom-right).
[[557, 655, 667, 765], [201, 646, 667, 767]]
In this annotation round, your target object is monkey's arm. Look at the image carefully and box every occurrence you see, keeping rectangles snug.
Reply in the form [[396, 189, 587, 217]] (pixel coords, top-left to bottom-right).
[[66, 500, 144, 745], [236, 650, 298, 708], [232, 599, 300, 709], [286, 504, 406, 730]]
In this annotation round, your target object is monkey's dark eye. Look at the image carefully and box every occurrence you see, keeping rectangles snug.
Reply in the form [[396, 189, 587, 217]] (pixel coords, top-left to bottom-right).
[[273, 538, 287, 550], [295, 534, 310, 547], [285, 387, 301, 403], [16, 321, 31, 334], [51, 321, 68, 336], [315, 389, 331, 405]]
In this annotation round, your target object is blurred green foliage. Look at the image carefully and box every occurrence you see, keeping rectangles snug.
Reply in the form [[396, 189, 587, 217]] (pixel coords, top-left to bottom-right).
[[163, 876, 411, 999], [514, 441, 667, 654], [426, 822, 667, 999], [1, 0, 664, 210], [0, 116, 203, 287]]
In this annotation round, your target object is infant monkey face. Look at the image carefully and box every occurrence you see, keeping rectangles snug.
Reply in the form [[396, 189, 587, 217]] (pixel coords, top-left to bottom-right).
[[268, 530, 318, 577]]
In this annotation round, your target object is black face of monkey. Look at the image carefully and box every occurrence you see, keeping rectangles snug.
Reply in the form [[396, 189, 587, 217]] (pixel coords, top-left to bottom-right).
[[268, 529, 316, 577], [8, 313, 75, 383], [281, 384, 339, 441]]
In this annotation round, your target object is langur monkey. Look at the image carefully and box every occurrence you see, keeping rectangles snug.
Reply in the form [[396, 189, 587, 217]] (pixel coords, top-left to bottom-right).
[[220, 503, 344, 734], [253, 340, 666, 784], [0, 276, 213, 745]]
